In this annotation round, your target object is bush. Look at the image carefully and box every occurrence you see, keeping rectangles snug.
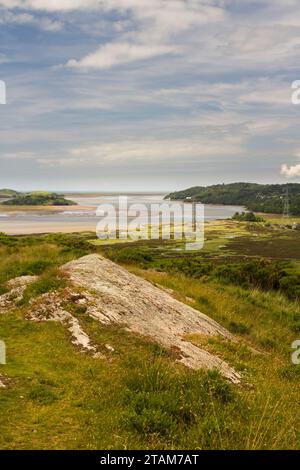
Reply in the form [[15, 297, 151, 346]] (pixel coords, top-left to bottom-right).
[[213, 259, 285, 291], [106, 248, 153, 266], [166, 258, 213, 278], [279, 275, 300, 300], [232, 212, 264, 222]]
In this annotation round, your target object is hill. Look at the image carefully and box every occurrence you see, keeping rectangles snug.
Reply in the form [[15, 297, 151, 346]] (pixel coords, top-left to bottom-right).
[[165, 182, 300, 215], [0, 188, 19, 198], [3, 191, 76, 206], [0, 227, 299, 449]]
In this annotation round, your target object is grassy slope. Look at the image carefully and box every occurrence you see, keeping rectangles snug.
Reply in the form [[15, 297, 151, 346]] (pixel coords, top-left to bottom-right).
[[0, 189, 19, 198], [0, 225, 299, 449]]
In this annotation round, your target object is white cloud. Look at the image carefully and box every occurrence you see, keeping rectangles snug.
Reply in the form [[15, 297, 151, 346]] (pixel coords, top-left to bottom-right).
[[0, 10, 63, 30], [66, 42, 178, 69], [0, 0, 225, 20], [38, 16, 63, 31], [0, 0, 98, 10], [281, 149, 300, 177], [281, 163, 300, 178], [245, 118, 289, 135], [37, 135, 244, 168], [2, 0, 300, 188], [217, 24, 300, 58], [0, 1, 226, 69], [1, 151, 36, 160], [64, 1, 225, 69], [153, 78, 292, 113]]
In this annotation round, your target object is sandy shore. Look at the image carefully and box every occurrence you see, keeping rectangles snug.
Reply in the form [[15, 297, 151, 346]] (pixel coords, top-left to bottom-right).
[[0, 223, 96, 235], [0, 203, 98, 234], [0, 204, 93, 214]]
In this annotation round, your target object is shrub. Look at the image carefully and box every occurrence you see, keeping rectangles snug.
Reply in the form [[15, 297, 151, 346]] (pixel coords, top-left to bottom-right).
[[106, 248, 153, 266], [213, 259, 285, 291], [232, 212, 264, 222], [279, 275, 300, 300]]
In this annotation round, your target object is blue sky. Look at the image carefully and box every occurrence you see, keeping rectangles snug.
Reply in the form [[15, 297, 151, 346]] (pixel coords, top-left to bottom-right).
[[0, 0, 300, 191]]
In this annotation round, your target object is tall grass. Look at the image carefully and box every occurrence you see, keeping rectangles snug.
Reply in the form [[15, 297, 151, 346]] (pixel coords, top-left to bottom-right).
[[0, 233, 92, 287]]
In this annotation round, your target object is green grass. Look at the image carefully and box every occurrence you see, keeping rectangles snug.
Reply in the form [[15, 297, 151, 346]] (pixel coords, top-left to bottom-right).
[[0, 310, 247, 450], [1, 307, 299, 450], [19, 269, 69, 306], [0, 232, 93, 286], [125, 266, 300, 448], [0, 227, 300, 449]]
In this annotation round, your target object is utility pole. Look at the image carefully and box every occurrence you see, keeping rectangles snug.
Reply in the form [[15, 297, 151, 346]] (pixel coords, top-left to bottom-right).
[[283, 186, 290, 218]]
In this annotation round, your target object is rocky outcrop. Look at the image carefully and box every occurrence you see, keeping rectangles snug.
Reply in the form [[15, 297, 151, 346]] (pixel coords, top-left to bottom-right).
[[0, 255, 241, 384], [0, 276, 37, 312], [28, 290, 96, 353], [63, 255, 241, 383], [0, 277, 96, 354]]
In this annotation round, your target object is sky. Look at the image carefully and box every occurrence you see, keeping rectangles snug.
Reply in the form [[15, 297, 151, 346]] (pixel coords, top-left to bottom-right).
[[1, 0, 300, 192]]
